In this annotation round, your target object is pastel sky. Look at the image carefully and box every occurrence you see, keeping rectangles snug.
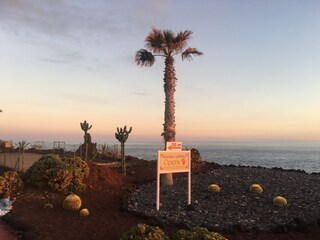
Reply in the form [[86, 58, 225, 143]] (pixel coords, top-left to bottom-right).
[[0, 0, 320, 144]]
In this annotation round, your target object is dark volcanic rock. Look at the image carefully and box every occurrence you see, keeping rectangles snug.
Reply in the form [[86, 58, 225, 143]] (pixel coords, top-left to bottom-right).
[[126, 165, 320, 233]]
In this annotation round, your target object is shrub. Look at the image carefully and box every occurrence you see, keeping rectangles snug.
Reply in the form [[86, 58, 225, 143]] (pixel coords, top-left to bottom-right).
[[120, 224, 169, 240], [173, 226, 228, 240], [0, 171, 24, 195], [250, 184, 263, 193], [25, 154, 63, 189], [25, 154, 89, 194], [63, 194, 82, 211], [208, 184, 221, 193], [190, 148, 205, 172], [273, 196, 288, 207]]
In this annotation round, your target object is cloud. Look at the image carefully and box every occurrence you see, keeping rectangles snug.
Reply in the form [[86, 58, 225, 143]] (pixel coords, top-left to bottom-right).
[[0, 0, 170, 40], [131, 91, 148, 96]]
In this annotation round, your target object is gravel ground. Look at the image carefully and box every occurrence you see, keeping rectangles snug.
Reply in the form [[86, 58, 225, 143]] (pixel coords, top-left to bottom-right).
[[126, 165, 320, 233]]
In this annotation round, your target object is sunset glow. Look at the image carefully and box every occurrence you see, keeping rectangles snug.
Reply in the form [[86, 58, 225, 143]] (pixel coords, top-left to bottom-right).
[[1, 1, 319, 144]]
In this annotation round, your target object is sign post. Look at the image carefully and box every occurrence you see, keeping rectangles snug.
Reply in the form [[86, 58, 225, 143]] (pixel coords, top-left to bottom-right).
[[156, 147, 191, 210]]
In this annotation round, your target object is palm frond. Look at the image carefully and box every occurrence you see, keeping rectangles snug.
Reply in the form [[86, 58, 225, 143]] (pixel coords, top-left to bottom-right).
[[181, 47, 203, 61], [172, 30, 193, 53], [135, 49, 155, 67], [145, 27, 166, 54]]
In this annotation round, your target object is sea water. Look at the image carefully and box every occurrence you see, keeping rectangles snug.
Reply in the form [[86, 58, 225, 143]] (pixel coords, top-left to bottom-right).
[[125, 141, 320, 173]]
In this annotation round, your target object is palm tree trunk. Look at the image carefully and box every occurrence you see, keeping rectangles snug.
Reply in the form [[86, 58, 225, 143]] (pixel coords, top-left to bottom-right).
[[161, 56, 177, 186]]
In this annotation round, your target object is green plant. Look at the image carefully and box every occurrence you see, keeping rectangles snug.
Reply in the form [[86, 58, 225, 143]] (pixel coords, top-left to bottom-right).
[[190, 148, 204, 172], [120, 224, 169, 240], [25, 154, 89, 194], [0, 171, 24, 195], [273, 196, 288, 207], [208, 184, 220, 193], [63, 194, 82, 211], [250, 184, 263, 194], [115, 126, 132, 176], [135, 28, 202, 186], [43, 203, 54, 209], [80, 120, 92, 160], [173, 226, 228, 240]]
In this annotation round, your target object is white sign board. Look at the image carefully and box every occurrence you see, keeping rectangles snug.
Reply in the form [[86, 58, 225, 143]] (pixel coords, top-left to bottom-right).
[[166, 142, 182, 151], [156, 150, 191, 210]]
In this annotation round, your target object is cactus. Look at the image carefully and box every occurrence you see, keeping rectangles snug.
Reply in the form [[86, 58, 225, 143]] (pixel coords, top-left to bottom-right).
[[115, 126, 132, 175], [79, 208, 89, 216], [208, 184, 220, 193], [80, 120, 93, 161], [63, 194, 82, 211], [273, 196, 287, 207], [250, 184, 263, 194]]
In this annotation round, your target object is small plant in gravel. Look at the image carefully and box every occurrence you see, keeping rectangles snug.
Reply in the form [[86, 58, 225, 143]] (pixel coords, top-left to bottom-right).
[[79, 208, 89, 216], [273, 196, 288, 207], [43, 203, 54, 209], [173, 226, 228, 240], [208, 184, 221, 193], [63, 194, 82, 211], [25, 154, 89, 194], [250, 183, 263, 193], [120, 223, 169, 240], [0, 171, 24, 195]]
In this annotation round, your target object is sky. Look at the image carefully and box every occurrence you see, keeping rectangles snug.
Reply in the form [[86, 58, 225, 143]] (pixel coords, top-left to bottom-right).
[[0, 0, 320, 144]]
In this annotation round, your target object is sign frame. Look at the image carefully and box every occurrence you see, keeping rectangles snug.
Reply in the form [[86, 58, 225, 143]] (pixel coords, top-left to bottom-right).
[[156, 150, 191, 210]]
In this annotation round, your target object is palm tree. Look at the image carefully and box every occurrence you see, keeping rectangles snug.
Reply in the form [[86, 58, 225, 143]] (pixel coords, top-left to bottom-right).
[[16, 140, 29, 171], [135, 28, 203, 185]]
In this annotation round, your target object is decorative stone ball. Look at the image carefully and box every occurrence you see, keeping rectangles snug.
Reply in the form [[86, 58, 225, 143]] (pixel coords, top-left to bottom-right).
[[208, 184, 220, 193], [250, 184, 263, 193], [79, 208, 89, 217], [273, 196, 288, 207], [63, 194, 82, 211]]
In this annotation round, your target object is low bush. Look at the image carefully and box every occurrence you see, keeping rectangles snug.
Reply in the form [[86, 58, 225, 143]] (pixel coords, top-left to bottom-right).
[[0, 171, 24, 195], [120, 223, 169, 240], [25, 154, 89, 194], [173, 226, 228, 240]]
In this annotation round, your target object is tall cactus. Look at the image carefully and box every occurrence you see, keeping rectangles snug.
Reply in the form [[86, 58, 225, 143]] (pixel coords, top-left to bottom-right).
[[115, 126, 132, 175], [80, 120, 92, 161]]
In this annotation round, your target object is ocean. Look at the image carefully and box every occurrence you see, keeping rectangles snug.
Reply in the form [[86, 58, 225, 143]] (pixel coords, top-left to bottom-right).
[[27, 140, 320, 173], [125, 141, 320, 173]]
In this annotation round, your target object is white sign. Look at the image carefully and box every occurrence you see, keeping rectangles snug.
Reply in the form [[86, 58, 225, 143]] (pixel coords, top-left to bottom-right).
[[156, 149, 191, 210], [158, 151, 190, 173], [166, 142, 182, 151]]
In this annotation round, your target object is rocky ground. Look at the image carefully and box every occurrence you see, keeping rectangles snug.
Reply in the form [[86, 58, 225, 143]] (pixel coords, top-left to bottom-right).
[[0, 158, 320, 240], [127, 164, 320, 234]]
